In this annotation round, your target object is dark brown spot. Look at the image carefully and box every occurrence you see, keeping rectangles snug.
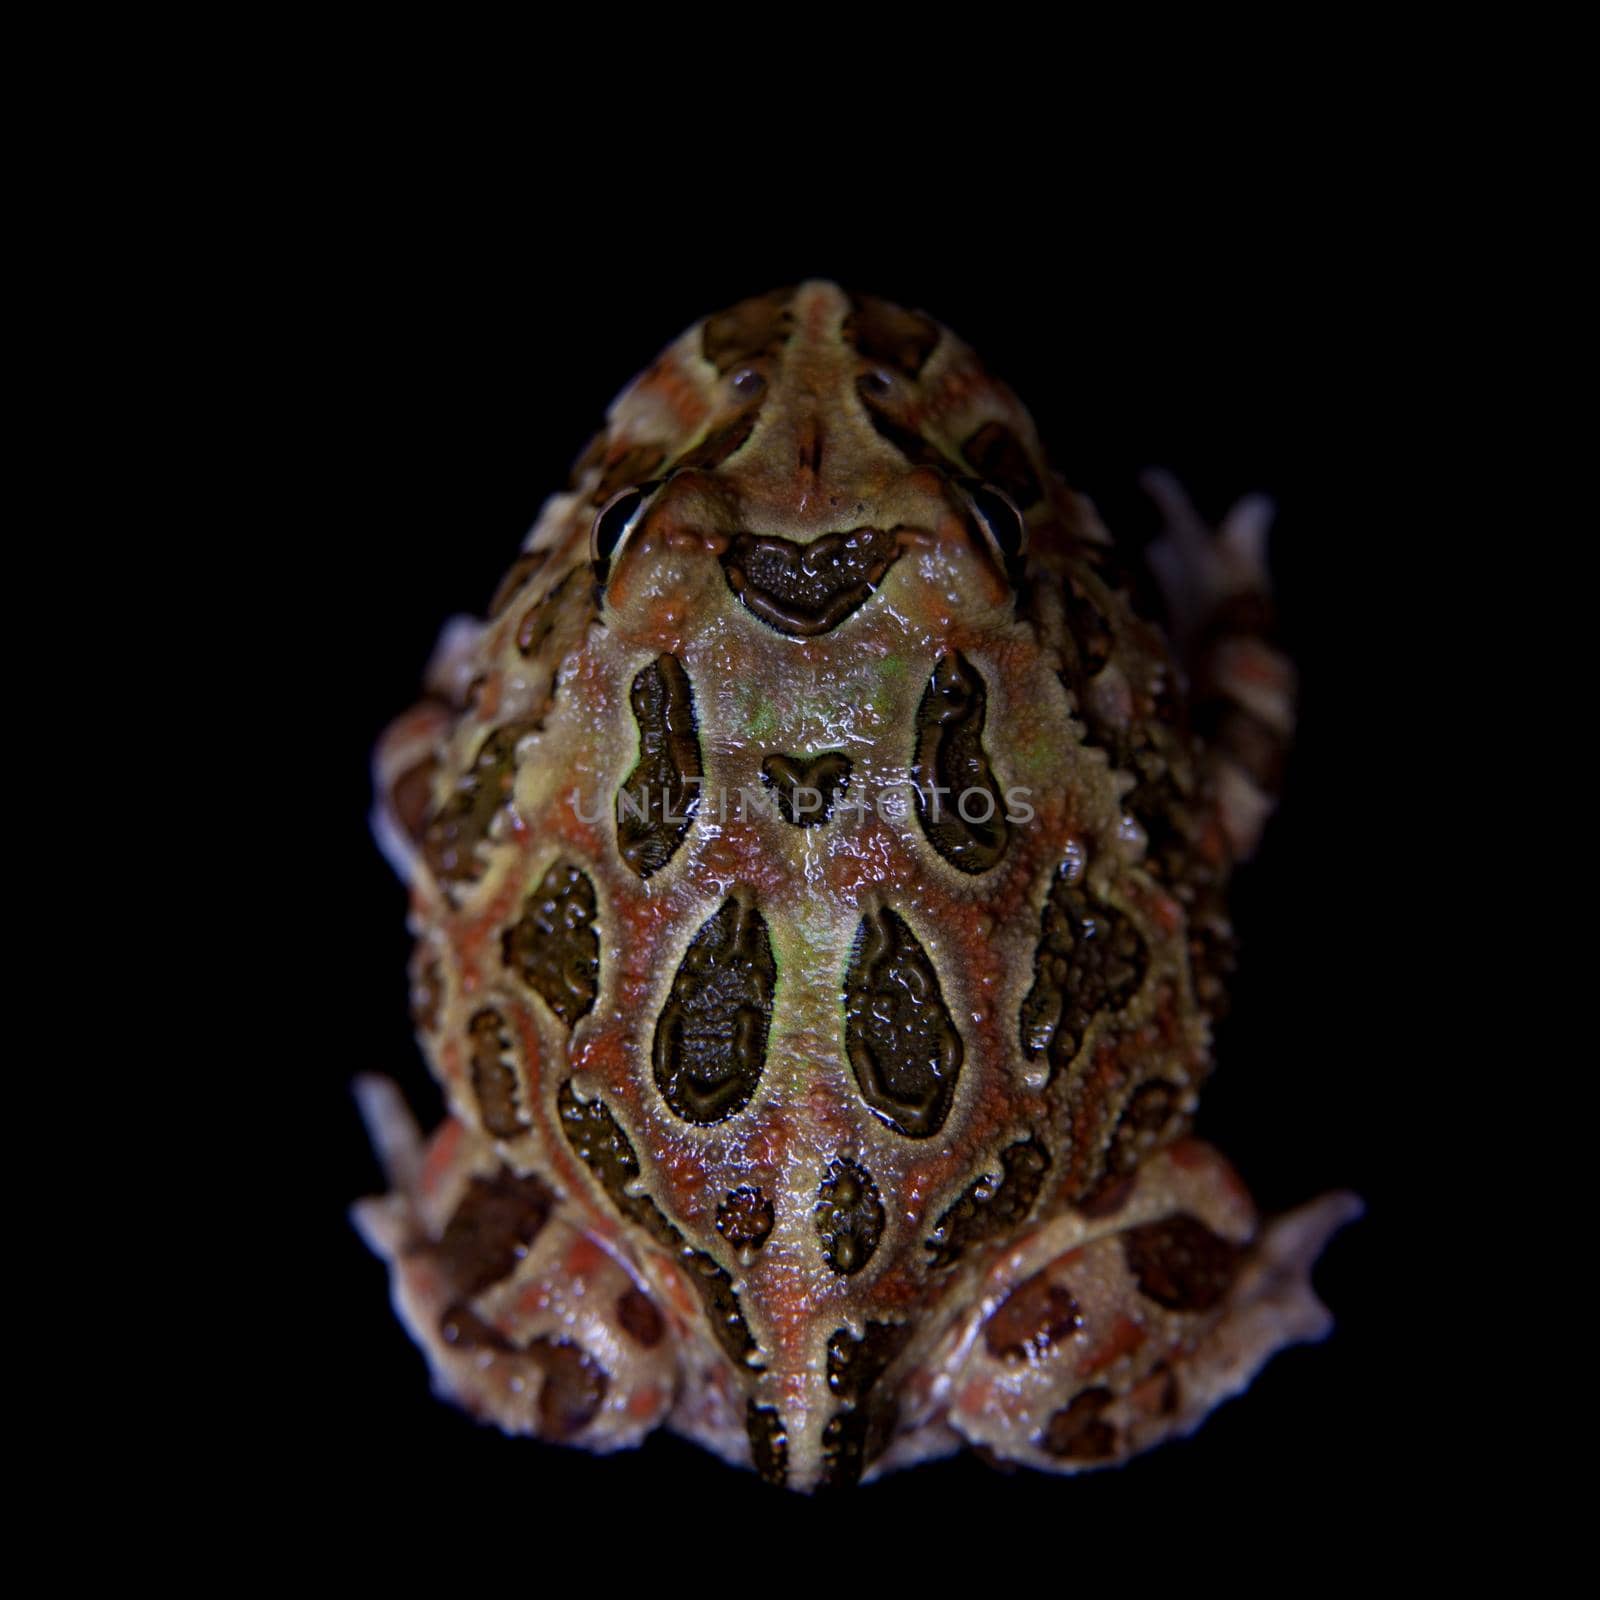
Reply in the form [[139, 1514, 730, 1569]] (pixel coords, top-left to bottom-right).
[[557, 1081, 759, 1367], [1020, 862, 1148, 1079], [746, 1400, 788, 1487], [927, 1138, 1050, 1269], [653, 897, 776, 1125], [616, 1288, 665, 1348], [674, 408, 760, 472], [591, 441, 668, 506], [1129, 1362, 1181, 1418], [1123, 1212, 1240, 1312], [815, 1158, 886, 1275], [502, 859, 600, 1029], [912, 651, 1010, 874], [843, 907, 962, 1138], [961, 420, 1043, 509], [1039, 1386, 1118, 1461], [722, 526, 902, 637], [702, 288, 796, 374], [819, 1401, 897, 1490], [1105, 1080, 1185, 1178], [515, 567, 590, 660], [530, 1338, 608, 1437], [843, 294, 941, 376], [853, 376, 954, 469], [717, 1185, 775, 1251], [827, 1320, 913, 1406], [489, 549, 550, 618], [1061, 572, 1116, 684], [439, 1302, 512, 1351], [434, 1167, 555, 1298], [467, 1007, 528, 1139], [983, 1273, 1082, 1361], [759, 751, 853, 826], [617, 654, 702, 878]]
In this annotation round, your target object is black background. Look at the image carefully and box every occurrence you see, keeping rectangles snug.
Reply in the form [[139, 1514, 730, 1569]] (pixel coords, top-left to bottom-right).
[[285, 210, 1410, 1555]]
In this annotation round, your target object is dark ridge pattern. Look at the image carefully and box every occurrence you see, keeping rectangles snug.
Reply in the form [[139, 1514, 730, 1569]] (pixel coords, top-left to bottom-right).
[[674, 408, 760, 471], [827, 1320, 913, 1407], [843, 294, 941, 376], [488, 548, 549, 618], [746, 1400, 788, 1488], [961, 420, 1044, 509], [616, 654, 702, 878], [926, 1138, 1051, 1269], [814, 1159, 886, 1276], [557, 1081, 759, 1366], [1019, 864, 1148, 1079], [912, 651, 1010, 874], [825, 1318, 915, 1478], [1103, 1080, 1186, 1181], [701, 287, 796, 374], [467, 1007, 528, 1139], [759, 751, 853, 826], [422, 718, 537, 885], [653, 897, 776, 1125], [590, 442, 668, 506], [434, 1167, 556, 1299], [843, 908, 962, 1138], [515, 566, 593, 660], [722, 526, 901, 637], [502, 859, 600, 1029]]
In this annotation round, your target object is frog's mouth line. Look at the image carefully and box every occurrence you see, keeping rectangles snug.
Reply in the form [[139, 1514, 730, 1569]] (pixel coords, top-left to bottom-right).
[[720, 525, 905, 636]]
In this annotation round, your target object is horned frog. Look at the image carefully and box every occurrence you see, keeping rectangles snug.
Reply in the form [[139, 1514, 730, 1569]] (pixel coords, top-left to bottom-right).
[[355, 281, 1357, 1491]]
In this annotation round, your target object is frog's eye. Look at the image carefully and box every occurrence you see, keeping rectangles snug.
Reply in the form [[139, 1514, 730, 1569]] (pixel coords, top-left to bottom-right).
[[591, 482, 657, 571], [959, 479, 1028, 571]]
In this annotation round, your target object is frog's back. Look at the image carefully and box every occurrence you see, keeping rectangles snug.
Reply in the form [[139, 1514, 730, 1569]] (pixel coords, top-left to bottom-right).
[[357, 281, 1355, 1491]]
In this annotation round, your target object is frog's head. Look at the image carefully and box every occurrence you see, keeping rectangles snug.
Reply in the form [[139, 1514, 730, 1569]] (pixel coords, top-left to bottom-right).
[[587, 280, 1092, 641]]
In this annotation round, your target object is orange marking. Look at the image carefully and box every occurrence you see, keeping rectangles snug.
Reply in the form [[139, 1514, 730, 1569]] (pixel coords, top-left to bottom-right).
[[565, 1235, 605, 1279], [1168, 1138, 1214, 1171], [516, 1282, 552, 1318], [635, 355, 709, 433], [628, 1384, 663, 1420], [957, 1379, 992, 1416], [1078, 1315, 1147, 1377], [421, 1118, 464, 1196]]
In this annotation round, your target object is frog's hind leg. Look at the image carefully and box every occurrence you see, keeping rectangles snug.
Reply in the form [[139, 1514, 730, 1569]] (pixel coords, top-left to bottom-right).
[[927, 1141, 1360, 1475], [351, 1076, 678, 1450], [1143, 471, 1295, 863]]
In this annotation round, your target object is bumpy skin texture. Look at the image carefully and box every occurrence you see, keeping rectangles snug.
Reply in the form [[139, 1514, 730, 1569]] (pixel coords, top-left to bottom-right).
[[355, 282, 1358, 1490]]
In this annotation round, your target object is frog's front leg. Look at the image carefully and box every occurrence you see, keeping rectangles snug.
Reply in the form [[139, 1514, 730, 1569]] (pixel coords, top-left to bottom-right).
[[890, 1142, 1359, 1476], [352, 1077, 678, 1448]]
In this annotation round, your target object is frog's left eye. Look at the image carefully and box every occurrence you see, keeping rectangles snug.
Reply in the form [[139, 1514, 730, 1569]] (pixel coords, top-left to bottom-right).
[[591, 482, 657, 571], [959, 480, 1028, 571]]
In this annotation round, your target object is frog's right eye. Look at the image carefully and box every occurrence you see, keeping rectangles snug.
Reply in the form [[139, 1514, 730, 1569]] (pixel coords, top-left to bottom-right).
[[591, 482, 657, 571]]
